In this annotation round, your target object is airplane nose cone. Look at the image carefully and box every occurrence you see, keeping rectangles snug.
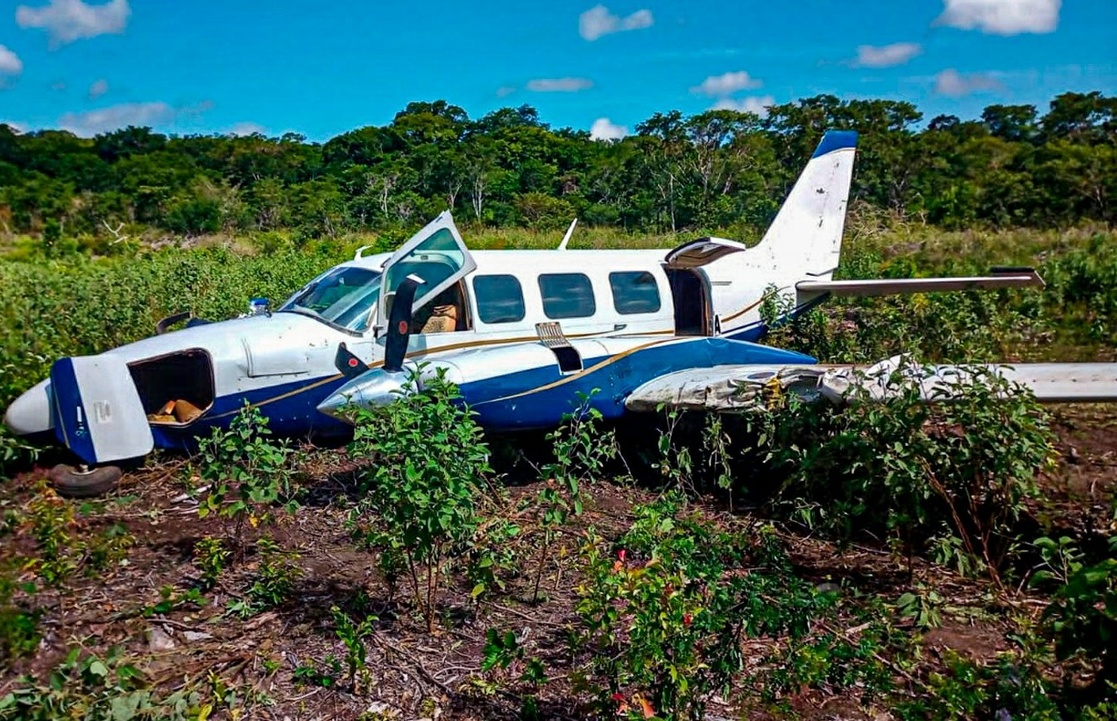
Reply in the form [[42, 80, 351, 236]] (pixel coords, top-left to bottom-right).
[[316, 371, 416, 421], [4, 380, 53, 437]]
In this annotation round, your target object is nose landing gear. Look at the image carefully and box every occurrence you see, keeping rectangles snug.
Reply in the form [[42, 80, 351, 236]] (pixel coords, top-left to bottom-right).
[[48, 464, 122, 498]]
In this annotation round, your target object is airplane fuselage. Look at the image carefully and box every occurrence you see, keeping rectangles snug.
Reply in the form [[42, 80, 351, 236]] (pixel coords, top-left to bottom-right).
[[4, 244, 810, 455]]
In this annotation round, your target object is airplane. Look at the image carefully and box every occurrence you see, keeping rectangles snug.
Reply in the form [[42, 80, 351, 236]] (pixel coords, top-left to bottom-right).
[[5, 130, 1114, 496]]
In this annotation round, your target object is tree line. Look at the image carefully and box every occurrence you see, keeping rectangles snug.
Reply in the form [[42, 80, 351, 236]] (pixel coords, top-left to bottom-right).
[[0, 91, 1114, 246]]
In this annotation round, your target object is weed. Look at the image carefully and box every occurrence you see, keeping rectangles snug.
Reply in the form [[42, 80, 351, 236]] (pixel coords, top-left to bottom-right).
[[143, 585, 207, 617], [0, 647, 209, 720], [26, 487, 77, 587], [81, 523, 133, 575], [895, 646, 1061, 721], [331, 605, 376, 692], [229, 536, 300, 617], [655, 407, 694, 491], [896, 586, 945, 630], [0, 562, 39, 662], [193, 536, 230, 589], [1040, 536, 1117, 687], [466, 516, 522, 599], [478, 628, 546, 716], [532, 392, 617, 603], [294, 657, 340, 688]]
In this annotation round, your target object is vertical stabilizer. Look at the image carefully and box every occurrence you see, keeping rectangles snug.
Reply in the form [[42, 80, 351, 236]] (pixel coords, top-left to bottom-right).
[[754, 130, 858, 281]]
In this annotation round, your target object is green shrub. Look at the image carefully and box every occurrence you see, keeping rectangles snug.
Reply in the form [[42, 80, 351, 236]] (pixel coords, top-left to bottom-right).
[[748, 360, 1055, 582], [347, 368, 491, 632], [197, 403, 297, 552], [576, 494, 843, 720]]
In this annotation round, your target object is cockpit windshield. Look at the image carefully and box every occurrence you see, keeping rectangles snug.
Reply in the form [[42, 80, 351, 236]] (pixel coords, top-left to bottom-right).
[[279, 266, 382, 333]]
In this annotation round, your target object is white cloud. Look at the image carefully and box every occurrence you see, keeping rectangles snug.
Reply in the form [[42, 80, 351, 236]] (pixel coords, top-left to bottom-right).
[[526, 77, 593, 92], [495, 85, 516, 98], [935, 0, 1060, 35], [933, 68, 1002, 96], [228, 122, 266, 137], [579, 5, 653, 41], [87, 78, 108, 99], [16, 0, 131, 47], [1, 120, 27, 133], [711, 95, 775, 117], [691, 71, 761, 97], [851, 42, 922, 68], [590, 117, 628, 141], [57, 100, 205, 135], [0, 46, 24, 81]]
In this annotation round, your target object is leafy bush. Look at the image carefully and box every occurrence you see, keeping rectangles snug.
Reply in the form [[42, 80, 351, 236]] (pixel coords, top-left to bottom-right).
[[575, 494, 844, 720], [197, 403, 297, 552], [347, 368, 491, 632], [747, 360, 1055, 581]]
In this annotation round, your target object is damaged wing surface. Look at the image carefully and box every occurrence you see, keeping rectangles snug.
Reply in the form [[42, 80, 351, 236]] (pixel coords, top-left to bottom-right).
[[624, 358, 1117, 413]]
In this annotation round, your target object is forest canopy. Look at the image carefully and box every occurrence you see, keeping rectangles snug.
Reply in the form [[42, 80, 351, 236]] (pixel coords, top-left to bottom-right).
[[0, 91, 1114, 246]]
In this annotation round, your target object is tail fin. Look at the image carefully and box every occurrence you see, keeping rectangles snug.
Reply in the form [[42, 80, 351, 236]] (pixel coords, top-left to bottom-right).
[[755, 130, 858, 281]]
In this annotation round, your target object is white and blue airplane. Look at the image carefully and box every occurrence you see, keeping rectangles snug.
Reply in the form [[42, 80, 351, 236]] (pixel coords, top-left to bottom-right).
[[6, 131, 1114, 495]]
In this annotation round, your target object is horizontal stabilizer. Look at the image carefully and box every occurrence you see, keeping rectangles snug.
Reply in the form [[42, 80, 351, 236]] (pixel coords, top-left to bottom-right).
[[626, 360, 1117, 413], [796, 269, 1043, 297]]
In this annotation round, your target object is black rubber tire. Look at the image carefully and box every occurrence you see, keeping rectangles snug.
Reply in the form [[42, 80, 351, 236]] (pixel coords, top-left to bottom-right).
[[48, 464, 122, 498]]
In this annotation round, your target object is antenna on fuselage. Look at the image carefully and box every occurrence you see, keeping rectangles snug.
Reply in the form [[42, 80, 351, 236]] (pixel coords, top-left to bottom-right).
[[557, 218, 578, 250]]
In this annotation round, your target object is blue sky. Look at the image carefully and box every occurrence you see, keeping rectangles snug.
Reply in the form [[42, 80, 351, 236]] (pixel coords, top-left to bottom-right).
[[0, 0, 1113, 141]]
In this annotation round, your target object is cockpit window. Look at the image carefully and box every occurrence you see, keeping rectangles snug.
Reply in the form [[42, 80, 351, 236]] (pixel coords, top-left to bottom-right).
[[279, 266, 382, 333]]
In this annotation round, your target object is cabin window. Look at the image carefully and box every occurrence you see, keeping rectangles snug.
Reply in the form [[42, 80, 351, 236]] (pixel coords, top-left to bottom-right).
[[539, 273, 596, 320], [609, 271, 661, 315], [473, 274, 526, 324]]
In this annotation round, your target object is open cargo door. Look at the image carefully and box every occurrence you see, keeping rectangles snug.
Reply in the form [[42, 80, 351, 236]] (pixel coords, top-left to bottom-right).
[[50, 355, 154, 465]]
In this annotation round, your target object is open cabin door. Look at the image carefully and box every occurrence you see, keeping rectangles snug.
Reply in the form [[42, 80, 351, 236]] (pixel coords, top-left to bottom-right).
[[375, 211, 477, 337], [50, 355, 154, 465], [664, 238, 749, 336]]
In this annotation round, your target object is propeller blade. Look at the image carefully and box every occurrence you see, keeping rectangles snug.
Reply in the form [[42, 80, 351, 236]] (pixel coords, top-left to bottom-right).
[[385, 275, 424, 373], [334, 342, 366, 379]]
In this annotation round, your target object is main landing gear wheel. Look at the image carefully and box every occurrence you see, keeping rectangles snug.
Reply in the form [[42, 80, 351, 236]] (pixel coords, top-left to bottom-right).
[[48, 464, 122, 498]]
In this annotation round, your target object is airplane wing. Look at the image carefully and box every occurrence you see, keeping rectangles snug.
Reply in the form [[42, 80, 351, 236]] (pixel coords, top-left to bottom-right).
[[624, 357, 1117, 413]]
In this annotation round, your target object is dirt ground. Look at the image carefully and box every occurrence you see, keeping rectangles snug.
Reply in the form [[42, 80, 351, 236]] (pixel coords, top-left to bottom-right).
[[1, 405, 1114, 720]]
